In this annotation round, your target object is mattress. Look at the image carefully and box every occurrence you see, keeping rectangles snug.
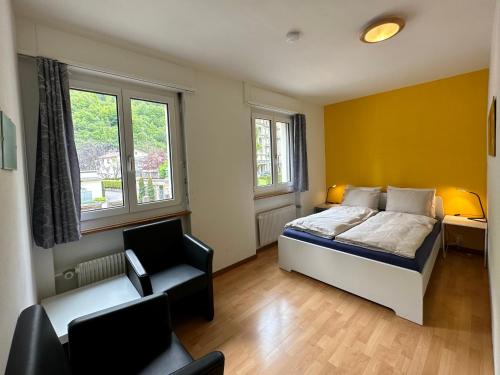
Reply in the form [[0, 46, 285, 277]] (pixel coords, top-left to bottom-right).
[[282, 220, 441, 272]]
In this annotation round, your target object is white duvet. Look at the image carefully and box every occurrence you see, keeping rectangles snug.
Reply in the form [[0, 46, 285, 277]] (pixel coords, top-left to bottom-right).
[[335, 211, 437, 259], [284, 206, 377, 239]]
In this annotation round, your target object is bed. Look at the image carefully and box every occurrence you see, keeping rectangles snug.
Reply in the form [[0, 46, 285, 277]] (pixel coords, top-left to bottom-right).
[[278, 194, 443, 325]]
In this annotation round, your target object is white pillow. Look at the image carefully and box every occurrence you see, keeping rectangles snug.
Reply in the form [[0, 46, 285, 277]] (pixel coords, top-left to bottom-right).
[[342, 188, 380, 209], [386, 186, 436, 217]]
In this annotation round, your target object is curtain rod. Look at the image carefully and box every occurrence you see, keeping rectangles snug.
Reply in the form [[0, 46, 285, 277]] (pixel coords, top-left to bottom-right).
[[18, 53, 196, 94]]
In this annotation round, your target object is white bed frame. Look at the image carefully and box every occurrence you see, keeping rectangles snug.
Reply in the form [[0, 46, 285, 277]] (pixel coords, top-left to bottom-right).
[[278, 195, 443, 325]]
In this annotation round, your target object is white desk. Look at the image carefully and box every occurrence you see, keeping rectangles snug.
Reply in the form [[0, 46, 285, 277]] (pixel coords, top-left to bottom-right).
[[41, 275, 141, 343], [441, 215, 488, 266]]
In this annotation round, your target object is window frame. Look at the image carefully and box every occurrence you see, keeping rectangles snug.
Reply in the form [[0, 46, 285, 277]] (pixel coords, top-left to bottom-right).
[[70, 80, 130, 221], [251, 110, 293, 195], [122, 89, 183, 212], [70, 78, 184, 223]]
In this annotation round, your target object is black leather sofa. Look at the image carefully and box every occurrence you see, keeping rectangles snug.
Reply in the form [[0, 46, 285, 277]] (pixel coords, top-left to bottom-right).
[[5, 293, 224, 375], [123, 219, 214, 320]]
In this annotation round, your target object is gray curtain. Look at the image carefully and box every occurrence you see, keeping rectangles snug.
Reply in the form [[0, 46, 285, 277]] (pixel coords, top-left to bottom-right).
[[291, 113, 309, 192], [32, 57, 81, 249]]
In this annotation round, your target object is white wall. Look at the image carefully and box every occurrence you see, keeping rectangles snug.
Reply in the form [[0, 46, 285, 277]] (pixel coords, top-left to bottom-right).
[[184, 73, 257, 269], [300, 101, 326, 216], [488, 2, 500, 373], [15, 17, 325, 294], [15, 18, 195, 92], [0, 0, 36, 372]]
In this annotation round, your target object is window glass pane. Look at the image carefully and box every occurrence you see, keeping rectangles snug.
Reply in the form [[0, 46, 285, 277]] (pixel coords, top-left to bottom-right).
[[255, 118, 272, 186], [131, 98, 173, 204], [70, 89, 124, 212], [276, 121, 291, 184]]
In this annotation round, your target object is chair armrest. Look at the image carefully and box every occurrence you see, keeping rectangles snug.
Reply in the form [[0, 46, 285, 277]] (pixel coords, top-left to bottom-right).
[[183, 234, 214, 273], [125, 249, 152, 297], [171, 351, 225, 375]]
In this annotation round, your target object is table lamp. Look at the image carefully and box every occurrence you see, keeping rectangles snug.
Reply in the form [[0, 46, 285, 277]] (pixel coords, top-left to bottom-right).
[[457, 188, 487, 222], [325, 185, 337, 204]]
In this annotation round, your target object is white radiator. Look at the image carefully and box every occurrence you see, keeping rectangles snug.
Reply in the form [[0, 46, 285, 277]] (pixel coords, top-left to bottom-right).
[[76, 252, 126, 287], [257, 204, 296, 247]]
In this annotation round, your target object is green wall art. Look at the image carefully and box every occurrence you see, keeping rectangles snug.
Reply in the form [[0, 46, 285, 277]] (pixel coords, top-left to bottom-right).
[[0, 111, 17, 170]]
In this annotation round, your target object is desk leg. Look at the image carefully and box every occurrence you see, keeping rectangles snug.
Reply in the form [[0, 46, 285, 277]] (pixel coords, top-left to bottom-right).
[[442, 222, 446, 258]]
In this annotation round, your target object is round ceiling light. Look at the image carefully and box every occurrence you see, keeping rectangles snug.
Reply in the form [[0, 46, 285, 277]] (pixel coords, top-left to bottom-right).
[[360, 17, 405, 43]]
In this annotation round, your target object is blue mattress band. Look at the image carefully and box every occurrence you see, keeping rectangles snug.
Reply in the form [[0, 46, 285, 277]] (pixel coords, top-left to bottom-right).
[[282, 220, 441, 273]]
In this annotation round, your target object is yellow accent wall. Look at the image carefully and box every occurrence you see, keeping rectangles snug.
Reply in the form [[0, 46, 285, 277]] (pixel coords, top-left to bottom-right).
[[324, 70, 488, 216]]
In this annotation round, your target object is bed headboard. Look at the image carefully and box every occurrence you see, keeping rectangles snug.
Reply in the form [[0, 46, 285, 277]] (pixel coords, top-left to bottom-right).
[[379, 193, 444, 220]]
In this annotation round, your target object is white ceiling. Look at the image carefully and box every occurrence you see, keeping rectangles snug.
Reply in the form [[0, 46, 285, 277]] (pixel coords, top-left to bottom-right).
[[14, 0, 495, 104]]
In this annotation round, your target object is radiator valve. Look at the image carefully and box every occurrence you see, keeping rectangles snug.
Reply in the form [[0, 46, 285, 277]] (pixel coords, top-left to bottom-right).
[[63, 270, 75, 280]]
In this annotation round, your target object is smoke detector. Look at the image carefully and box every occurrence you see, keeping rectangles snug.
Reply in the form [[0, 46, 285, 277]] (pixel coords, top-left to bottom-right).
[[286, 30, 302, 43]]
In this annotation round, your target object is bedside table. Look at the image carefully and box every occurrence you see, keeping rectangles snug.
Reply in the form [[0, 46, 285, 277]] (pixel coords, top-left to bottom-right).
[[314, 203, 339, 213], [442, 215, 488, 266]]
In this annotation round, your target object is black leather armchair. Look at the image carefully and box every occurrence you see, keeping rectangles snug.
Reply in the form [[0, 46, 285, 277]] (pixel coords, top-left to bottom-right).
[[68, 293, 224, 375], [123, 218, 214, 320], [5, 294, 225, 375], [5, 305, 71, 375]]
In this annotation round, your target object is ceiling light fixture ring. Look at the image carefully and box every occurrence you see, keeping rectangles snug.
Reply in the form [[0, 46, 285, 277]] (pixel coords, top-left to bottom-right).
[[360, 16, 405, 43]]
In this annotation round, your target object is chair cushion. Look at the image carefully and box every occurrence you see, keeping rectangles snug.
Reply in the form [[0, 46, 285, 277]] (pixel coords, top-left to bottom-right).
[[151, 264, 207, 303]]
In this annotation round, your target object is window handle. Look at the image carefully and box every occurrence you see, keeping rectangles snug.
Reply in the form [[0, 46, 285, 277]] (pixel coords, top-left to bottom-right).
[[127, 156, 135, 172]]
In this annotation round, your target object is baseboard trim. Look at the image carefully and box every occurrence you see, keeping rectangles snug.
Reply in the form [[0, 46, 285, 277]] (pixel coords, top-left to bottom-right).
[[257, 241, 277, 252], [213, 254, 257, 278], [213, 242, 278, 278]]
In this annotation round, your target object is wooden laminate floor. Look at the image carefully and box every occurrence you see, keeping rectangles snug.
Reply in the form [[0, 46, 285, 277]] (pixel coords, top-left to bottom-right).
[[176, 246, 493, 374]]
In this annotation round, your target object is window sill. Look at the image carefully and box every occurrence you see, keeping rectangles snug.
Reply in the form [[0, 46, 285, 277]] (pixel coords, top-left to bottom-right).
[[254, 190, 295, 200], [81, 210, 191, 235]]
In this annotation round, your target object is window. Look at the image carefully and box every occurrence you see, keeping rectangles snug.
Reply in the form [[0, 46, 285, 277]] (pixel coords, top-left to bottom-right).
[[71, 89, 125, 212], [276, 121, 291, 184], [255, 118, 273, 187], [252, 111, 292, 193], [70, 78, 183, 221], [129, 98, 173, 205]]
